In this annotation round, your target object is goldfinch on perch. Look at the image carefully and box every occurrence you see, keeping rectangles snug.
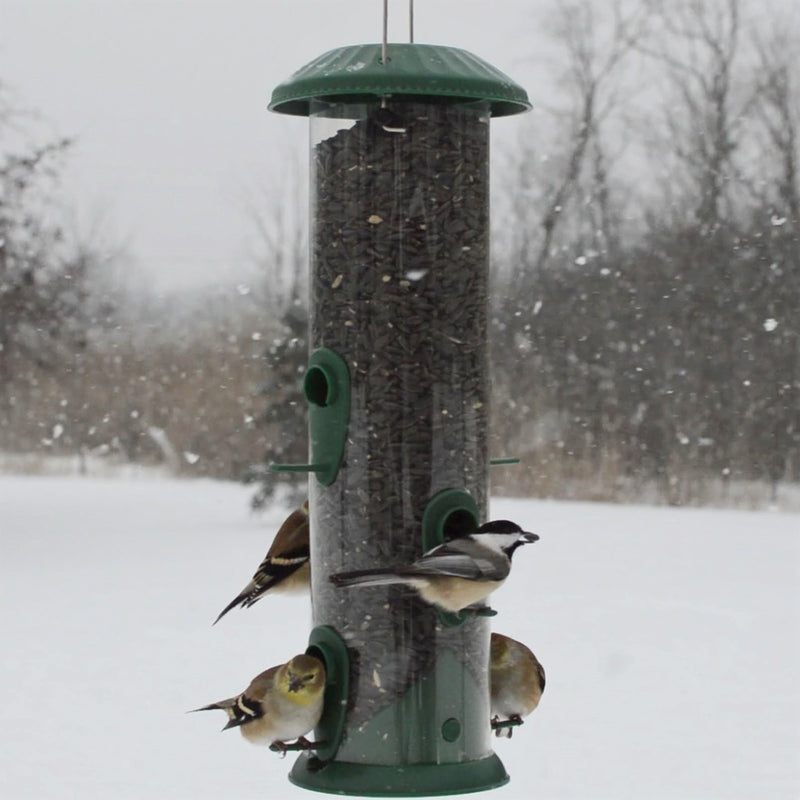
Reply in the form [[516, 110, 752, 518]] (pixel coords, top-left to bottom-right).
[[191, 653, 325, 749]]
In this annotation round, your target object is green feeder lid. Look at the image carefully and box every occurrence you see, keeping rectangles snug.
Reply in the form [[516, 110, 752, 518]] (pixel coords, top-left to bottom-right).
[[269, 43, 530, 117]]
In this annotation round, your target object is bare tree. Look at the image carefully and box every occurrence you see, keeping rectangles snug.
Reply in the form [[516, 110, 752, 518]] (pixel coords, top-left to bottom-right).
[[530, 0, 651, 272], [750, 21, 800, 220], [240, 150, 307, 316], [0, 115, 87, 406], [637, 0, 755, 228], [239, 153, 310, 507]]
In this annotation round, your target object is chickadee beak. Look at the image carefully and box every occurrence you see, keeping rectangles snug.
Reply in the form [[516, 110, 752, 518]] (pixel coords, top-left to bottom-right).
[[521, 532, 540, 544]]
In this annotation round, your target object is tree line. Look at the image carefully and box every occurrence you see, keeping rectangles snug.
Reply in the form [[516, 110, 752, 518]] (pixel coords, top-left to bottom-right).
[[488, 0, 799, 503]]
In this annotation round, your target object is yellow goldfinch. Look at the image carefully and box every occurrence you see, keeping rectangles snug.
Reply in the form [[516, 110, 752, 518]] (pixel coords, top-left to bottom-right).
[[330, 521, 538, 613], [191, 653, 325, 748], [490, 632, 545, 737], [215, 500, 310, 624]]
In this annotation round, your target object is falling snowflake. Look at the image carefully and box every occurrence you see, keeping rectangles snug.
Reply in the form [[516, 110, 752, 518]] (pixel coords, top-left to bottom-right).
[[183, 452, 200, 464], [763, 318, 779, 332]]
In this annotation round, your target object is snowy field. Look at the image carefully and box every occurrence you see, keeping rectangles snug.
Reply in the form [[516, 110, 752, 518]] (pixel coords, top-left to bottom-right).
[[1, 474, 798, 799]]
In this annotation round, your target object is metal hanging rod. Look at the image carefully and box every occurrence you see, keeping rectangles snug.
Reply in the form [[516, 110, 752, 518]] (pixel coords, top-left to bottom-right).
[[381, 0, 415, 63]]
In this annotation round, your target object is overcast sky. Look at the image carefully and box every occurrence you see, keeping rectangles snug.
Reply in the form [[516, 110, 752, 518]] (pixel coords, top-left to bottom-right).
[[2, 0, 544, 290]]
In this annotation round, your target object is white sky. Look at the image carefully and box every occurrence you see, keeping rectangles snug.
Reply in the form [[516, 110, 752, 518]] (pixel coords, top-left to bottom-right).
[[2, 1, 543, 290]]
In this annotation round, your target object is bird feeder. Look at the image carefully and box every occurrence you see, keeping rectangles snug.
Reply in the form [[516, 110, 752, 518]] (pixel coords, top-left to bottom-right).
[[269, 23, 529, 797]]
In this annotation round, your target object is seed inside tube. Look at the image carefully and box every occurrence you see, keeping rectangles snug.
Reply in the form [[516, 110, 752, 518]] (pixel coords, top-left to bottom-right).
[[310, 103, 490, 729]]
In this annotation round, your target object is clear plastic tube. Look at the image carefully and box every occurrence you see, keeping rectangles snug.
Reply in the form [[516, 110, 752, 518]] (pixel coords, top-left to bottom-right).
[[308, 98, 492, 766]]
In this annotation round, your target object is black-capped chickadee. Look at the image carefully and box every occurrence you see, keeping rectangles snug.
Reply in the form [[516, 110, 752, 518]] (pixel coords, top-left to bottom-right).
[[330, 520, 538, 613], [190, 653, 325, 748], [490, 632, 545, 737], [214, 500, 309, 624]]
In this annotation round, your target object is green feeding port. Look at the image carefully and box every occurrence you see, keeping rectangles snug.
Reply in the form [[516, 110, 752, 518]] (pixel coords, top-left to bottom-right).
[[421, 489, 479, 551], [271, 39, 529, 798], [304, 626, 350, 764], [271, 348, 350, 486]]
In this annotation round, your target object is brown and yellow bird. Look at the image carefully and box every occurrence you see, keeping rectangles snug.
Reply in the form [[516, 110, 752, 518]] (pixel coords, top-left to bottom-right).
[[214, 500, 309, 624], [190, 653, 325, 748], [490, 632, 545, 737]]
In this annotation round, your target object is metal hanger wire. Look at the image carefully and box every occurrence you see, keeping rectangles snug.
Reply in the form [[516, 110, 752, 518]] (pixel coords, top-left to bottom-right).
[[381, 0, 415, 64]]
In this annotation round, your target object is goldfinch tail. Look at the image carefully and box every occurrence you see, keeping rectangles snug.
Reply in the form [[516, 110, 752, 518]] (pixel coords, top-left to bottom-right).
[[188, 697, 235, 714]]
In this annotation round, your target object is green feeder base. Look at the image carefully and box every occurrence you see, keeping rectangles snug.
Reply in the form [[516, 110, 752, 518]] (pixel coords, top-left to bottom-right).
[[289, 752, 509, 797]]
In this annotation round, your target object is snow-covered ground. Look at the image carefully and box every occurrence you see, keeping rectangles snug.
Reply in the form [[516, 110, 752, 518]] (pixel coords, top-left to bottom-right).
[[1, 474, 797, 799]]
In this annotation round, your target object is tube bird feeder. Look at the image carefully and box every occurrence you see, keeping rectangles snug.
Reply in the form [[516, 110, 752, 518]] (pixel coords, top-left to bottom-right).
[[269, 35, 529, 797]]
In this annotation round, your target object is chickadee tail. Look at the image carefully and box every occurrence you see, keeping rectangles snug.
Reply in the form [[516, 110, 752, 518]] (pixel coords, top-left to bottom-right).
[[329, 569, 409, 589]]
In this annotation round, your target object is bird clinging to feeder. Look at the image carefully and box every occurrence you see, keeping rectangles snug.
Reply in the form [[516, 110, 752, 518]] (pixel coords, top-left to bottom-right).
[[214, 500, 310, 624], [190, 653, 325, 750], [330, 520, 538, 613], [490, 633, 546, 738]]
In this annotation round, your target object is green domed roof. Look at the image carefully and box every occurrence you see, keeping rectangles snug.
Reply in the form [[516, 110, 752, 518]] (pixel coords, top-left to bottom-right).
[[269, 43, 530, 117]]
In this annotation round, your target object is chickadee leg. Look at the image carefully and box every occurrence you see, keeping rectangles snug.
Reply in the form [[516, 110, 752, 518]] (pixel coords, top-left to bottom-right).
[[295, 736, 314, 750], [490, 715, 504, 738], [462, 605, 498, 619]]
